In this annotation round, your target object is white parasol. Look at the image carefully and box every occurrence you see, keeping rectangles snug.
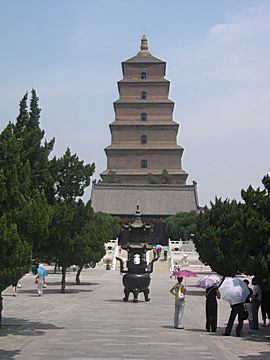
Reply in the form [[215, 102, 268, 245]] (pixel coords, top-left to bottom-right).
[[219, 277, 250, 305]]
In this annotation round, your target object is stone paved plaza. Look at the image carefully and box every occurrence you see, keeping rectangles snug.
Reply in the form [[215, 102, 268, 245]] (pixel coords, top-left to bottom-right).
[[1, 263, 270, 360]]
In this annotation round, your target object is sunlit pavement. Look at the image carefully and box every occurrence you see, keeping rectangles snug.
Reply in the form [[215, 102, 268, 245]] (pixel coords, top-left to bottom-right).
[[1, 263, 270, 360]]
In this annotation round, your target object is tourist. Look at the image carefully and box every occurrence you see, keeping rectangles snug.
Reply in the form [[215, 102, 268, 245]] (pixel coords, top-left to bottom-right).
[[261, 281, 270, 327], [163, 249, 168, 261], [35, 264, 47, 296], [170, 276, 186, 329], [251, 277, 262, 330], [35, 274, 46, 296], [0, 296, 3, 328], [205, 286, 220, 332], [243, 279, 253, 328], [222, 301, 245, 337], [12, 281, 18, 297]]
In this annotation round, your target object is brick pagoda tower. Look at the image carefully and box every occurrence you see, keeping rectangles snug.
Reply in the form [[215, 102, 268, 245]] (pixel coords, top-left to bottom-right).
[[100, 35, 188, 184], [91, 36, 199, 238]]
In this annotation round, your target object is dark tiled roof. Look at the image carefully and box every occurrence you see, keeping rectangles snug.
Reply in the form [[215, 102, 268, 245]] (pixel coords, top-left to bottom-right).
[[90, 183, 199, 216], [123, 54, 165, 63]]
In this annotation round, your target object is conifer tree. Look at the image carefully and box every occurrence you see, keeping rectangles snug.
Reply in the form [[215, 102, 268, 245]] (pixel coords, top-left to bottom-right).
[[241, 175, 270, 279], [194, 198, 246, 277], [14, 90, 55, 196], [0, 215, 31, 294], [46, 149, 95, 292], [72, 205, 120, 284], [0, 90, 53, 287]]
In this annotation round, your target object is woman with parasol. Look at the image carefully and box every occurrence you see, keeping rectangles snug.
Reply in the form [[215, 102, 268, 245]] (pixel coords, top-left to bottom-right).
[[170, 276, 186, 329], [169, 270, 196, 329], [197, 274, 221, 332]]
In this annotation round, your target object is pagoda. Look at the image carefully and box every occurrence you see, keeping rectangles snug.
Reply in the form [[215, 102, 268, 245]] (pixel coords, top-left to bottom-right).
[[91, 36, 199, 239], [100, 34, 188, 184]]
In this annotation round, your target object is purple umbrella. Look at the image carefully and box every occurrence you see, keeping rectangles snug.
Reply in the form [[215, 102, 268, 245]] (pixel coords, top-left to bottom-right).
[[196, 274, 222, 289]]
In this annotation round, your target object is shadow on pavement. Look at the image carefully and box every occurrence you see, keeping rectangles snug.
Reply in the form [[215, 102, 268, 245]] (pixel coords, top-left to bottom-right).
[[185, 290, 205, 296], [238, 352, 270, 359], [0, 349, 21, 360], [184, 328, 205, 333], [17, 288, 93, 295], [45, 281, 99, 286], [241, 330, 270, 343], [0, 317, 65, 338], [161, 325, 175, 329]]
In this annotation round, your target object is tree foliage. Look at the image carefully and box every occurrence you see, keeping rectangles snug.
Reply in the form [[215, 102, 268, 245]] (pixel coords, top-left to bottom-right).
[[194, 199, 246, 276], [73, 209, 120, 284], [164, 211, 198, 240], [147, 169, 172, 184], [194, 175, 270, 279], [1, 89, 119, 299], [50, 148, 95, 202], [14, 90, 55, 196], [241, 175, 270, 279], [0, 90, 53, 291], [45, 149, 95, 292], [100, 170, 122, 184], [0, 215, 31, 293]]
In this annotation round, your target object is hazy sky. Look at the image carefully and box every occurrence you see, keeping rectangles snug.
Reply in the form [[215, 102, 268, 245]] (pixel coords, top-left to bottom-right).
[[0, 0, 269, 206]]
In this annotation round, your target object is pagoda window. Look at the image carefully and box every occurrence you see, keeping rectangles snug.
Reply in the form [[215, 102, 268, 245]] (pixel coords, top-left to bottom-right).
[[141, 72, 146, 79], [141, 91, 147, 99], [141, 159, 148, 168], [141, 113, 147, 121], [141, 135, 147, 144]]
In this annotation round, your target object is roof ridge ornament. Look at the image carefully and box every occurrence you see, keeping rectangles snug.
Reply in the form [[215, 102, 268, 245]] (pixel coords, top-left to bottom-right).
[[137, 34, 151, 56], [130, 205, 144, 228]]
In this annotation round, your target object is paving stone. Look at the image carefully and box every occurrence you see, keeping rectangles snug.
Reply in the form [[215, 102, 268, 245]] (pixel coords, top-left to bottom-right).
[[0, 266, 270, 359]]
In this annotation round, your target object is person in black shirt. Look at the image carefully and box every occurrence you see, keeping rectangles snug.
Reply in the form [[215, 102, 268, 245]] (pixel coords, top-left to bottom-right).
[[205, 286, 221, 332], [261, 281, 270, 327], [243, 279, 253, 328]]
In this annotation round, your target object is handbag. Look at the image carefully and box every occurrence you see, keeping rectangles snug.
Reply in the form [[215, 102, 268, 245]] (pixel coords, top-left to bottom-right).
[[178, 287, 185, 300]]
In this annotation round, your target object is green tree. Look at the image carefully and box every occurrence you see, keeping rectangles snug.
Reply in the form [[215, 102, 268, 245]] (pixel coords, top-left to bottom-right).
[[160, 169, 172, 184], [50, 148, 95, 201], [164, 211, 198, 240], [48, 201, 78, 292], [146, 173, 160, 184], [14, 90, 55, 196], [146, 169, 172, 184], [0, 91, 54, 257], [46, 149, 95, 292], [0, 91, 54, 297], [101, 170, 122, 184], [194, 198, 246, 277], [0, 214, 31, 300], [73, 209, 120, 284], [14, 191, 52, 258], [241, 175, 270, 279]]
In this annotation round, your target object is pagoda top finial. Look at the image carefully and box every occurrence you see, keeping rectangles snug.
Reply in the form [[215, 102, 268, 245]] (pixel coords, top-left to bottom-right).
[[137, 34, 151, 56], [141, 34, 148, 50]]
